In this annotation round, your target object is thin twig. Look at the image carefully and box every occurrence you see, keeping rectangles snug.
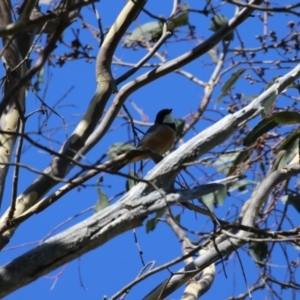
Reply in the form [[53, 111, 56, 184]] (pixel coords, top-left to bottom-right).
[[7, 118, 24, 220], [116, 23, 171, 85]]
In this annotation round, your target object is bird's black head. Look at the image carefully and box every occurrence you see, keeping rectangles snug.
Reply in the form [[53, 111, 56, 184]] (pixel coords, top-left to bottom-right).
[[155, 108, 173, 124]]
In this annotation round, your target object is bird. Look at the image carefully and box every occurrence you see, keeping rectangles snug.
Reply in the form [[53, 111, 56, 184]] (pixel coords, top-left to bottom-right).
[[133, 108, 176, 163], [111, 108, 176, 170]]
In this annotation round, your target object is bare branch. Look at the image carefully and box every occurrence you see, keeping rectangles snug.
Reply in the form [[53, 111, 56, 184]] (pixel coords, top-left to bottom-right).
[[0, 0, 27, 208], [142, 164, 300, 299], [77, 0, 264, 158], [226, 0, 300, 17], [0, 0, 147, 249], [0, 0, 37, 36], [0, 182, 226, 297]]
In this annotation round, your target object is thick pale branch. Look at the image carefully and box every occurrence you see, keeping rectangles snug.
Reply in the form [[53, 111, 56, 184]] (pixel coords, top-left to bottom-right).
[[0, 184, 224, 297], [0, 19, 73, 237], [79, 0, 264, 154], [0, 1, 299, 297], [1, 164, 299, 297], [0, 0, 147, 249], [1, 51, 300, 295], [0, 147, 166, 233], [127, 62, 300, 198], [142, 164, 300, 299], [182, 248, 216, 299], [0, 0, 27, 208]]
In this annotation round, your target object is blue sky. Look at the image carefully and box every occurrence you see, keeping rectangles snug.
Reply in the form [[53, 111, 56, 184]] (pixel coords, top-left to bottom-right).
[[1, 0, 300, 299]]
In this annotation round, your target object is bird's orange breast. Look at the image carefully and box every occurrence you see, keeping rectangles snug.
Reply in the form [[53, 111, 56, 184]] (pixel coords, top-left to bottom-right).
[[138, 124, 176, 155]]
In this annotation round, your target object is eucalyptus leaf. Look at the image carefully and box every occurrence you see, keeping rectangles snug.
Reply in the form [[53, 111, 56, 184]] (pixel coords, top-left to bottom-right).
[[243, 116, 277, 146], [262, 77, 280, 115], [274, 111, 300, 124], [277, 136, 299, 169], [94, 188, 109, 213], [244, 111, 300, 146], [107, 142, 134, 160], [282, 194, 300, 213], [174, 118, 185, 138], [201, 184, 227, 210], [216, 69, 245, 104], [146, 209, 164, 233], [249, 237, 268, 266], [263, 78, 300, 115], [126, 170, 139, 191], [228, 179, 257, 192], [123, 5, 189, 48], [209, 15, 234, 41], [227, 148, 251, 176]]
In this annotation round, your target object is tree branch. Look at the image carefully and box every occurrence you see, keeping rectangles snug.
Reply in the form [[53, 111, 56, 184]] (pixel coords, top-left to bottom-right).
[[142, 164, 300, 299], [0, 0, 147, 249], [75, 0, 264, 159], [0, 183, 225, 297]]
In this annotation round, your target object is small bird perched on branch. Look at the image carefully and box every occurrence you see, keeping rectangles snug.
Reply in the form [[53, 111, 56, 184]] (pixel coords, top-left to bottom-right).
[[111, 108, 176, 170], [133, 108, 176, 163]]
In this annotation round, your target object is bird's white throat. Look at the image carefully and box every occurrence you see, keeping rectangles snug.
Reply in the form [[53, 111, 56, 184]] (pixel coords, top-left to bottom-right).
[[163, 113, 175, 124]]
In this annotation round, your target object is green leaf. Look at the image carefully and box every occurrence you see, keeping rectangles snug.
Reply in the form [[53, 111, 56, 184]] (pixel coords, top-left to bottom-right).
[[107, 142, 134, 160], [206, 47, 219, 63], [174, 214, 181, 224], [263, 77, 280, 115], [263, 78, 300, 115], [125, 21, 163, 47], [33, 67, 45, 92], [216, 69, 245, 104], [207, 149, 248, 175], [287, 82, 300, 94], [278, 129, 299, 151], [249, 236, 269, 266], [168, 7, 189, 30], [209, 15, 234, 41], [221, 68, 245, 96], [212, 151, 242, 167], [277, 133, 299, 169], [146, 218, 157, 233], [201, 184, 227, 210], [228, 179, 257, 192], [123, 5, 189, 48], [243, 117, 277, 147], [282, 194, 300, 213], [94, 188, 109, 213], [126, 170, 138, 191], [174, 118, 185, 137], [244, 111, 300, 146], [227, 148, 251, 176], [243, 117, 278, 146], [146, 209, 164, 233], [274, 111, 300, 124]]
